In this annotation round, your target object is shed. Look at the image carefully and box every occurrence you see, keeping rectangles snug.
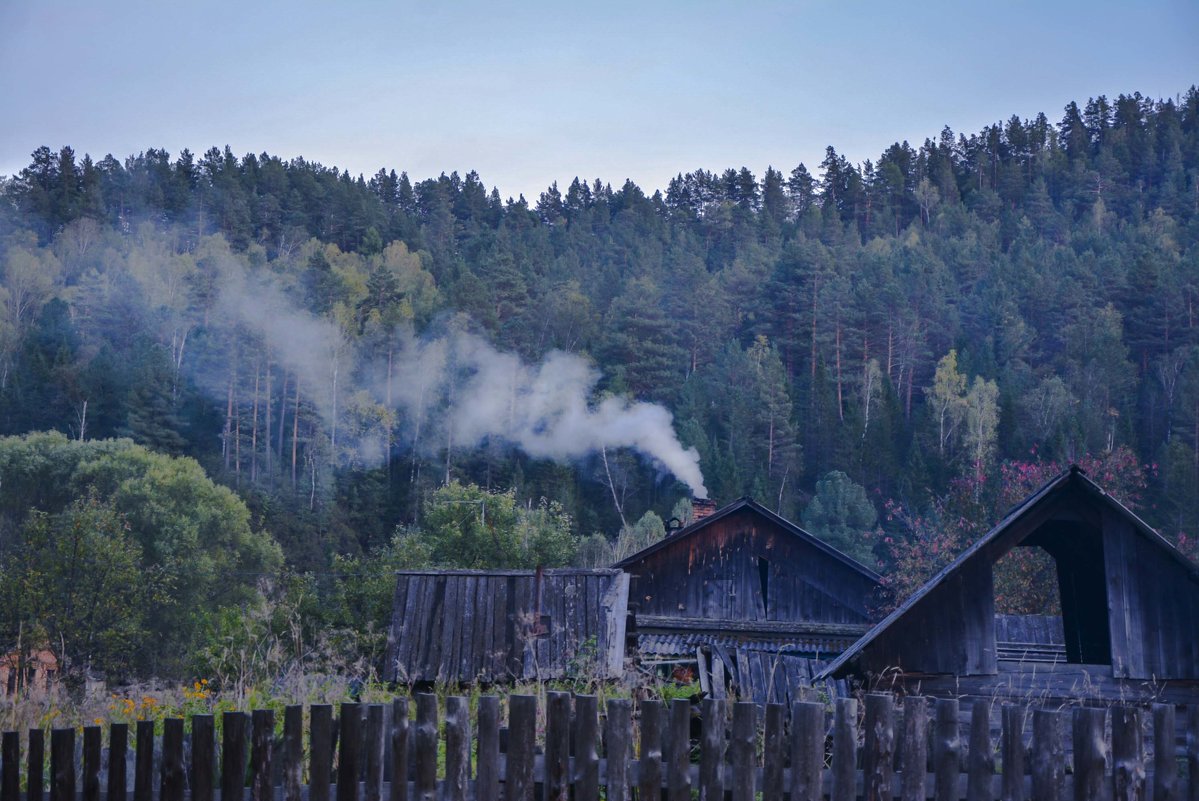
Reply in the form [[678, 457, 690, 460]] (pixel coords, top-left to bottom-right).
[[820, 466, 1199, 704], [384, 568, 629, 684], [616, 497, 884, 702]]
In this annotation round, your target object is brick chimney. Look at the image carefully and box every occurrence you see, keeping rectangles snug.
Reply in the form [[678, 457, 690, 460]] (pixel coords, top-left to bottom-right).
[[692, 498, 717, 522]]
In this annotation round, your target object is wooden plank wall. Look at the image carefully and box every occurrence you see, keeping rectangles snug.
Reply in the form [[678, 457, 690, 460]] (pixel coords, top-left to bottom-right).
[[385, 569, 629, 683], [627, 509, 878, 626]]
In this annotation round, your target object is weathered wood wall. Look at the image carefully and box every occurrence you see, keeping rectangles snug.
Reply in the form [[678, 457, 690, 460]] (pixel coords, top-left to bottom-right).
[[384, 569, 629, 683], [622, 507, 878, 626]]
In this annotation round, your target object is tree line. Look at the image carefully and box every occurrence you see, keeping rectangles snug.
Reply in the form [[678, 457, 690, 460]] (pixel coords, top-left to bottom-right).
[[0, 87, 1197, 681]]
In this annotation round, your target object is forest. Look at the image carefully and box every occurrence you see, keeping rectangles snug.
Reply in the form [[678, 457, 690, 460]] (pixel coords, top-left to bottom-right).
[[1, 87, 1198, 683]]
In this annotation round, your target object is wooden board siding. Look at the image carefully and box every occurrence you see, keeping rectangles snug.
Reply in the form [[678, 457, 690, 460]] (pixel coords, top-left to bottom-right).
[[384, 569, 629, 683], [623, 507, 879, 627]]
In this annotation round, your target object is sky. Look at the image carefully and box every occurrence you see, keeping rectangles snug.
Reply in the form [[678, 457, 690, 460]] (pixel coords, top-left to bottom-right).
[[1, 1, 1197, 202]]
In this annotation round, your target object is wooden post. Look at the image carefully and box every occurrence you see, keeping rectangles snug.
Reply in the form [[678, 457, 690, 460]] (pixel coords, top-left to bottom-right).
[[933, 698, 960, 801], [474, 697, 498, 801], [1112, 706, 1145, 801], [135, 720, 154, 801], [191, 716, 214, 801], [699, 699, 726, 801], [546, 693, 572, 801], [967, 702, 994, 801], [107, 724, 128, 801], [365, 705, 385, 801], [222, 713, 248, 801], [605, 699, 633, 801], [791, 701, 825, 801], [444, 697, 470, 801], [507, 695, 537, 801], [832, 698, 858, 801], [310, 706, 334, 801], [1153, 704, 1177, 801], [864, 694, 895, 801], [82, 727, 102, 801], [762, 704, 786, 801], [901, 697, 928, 801], [413, 696, 437, 801], [283, 706, 303, 801], [668, 698, 692, 801], [251, 710, 274, 801], [1031, 710, 1064, 801], [49, 729, 73, 801], [1000, 705, 1025, 801], [161, 718, 185, 801], [638, 700, 665, 801], [1, 731, 18, 801], [1072, 707, 1106, 801], [574, 695, 600, 801], [29, 728, 45, 801], [1187, 705, 1199, 801], [730, 702, 757, 801]]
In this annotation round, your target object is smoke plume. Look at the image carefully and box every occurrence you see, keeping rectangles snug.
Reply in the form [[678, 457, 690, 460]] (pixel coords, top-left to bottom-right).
[[214, 259, 708, 498]]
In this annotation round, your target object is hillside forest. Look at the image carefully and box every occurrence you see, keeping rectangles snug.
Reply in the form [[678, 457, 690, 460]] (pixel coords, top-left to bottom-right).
[[1, 88, 1199, 685]]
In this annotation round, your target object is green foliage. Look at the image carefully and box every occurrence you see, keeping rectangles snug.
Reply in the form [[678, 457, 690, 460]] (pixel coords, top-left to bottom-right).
[[0, 432, 282, 676], [802, 471, 878, 564]]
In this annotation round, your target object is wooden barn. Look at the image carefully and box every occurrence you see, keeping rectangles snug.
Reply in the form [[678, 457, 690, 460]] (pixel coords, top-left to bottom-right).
[[615, 497, 884, 703], [384, 568, 629, 684], [820, 466, 1199, 704]]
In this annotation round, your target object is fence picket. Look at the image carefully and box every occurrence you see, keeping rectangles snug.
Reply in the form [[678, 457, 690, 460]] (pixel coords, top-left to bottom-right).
[[730, 702, 757, 801], [284, 706, 303, 801], [337, 704, 362, 801], [507, 695, 537, 801], [574, 695, 600, 801], [251, 710, 273, 801], [1000, 705, 1024, 801], [191, 716, 213, 801], [413, 696, 437, 801], [162, 718, 185, 801], [473, 697, 497, 801], [1073, 707, 1106, 801], [762, 703, 785, 801], [639, 700, 664, 801], [1187, 705, 1199, 801], [546, 692, 571, 801], [900, 697, 928, 801], [134, 720, 154, 801], [967, 702, 994, 801], [1154, 704, 1177, 801], [832, 698, 857, 801], [1, 731, 18, 801], [864, 694, 895, 801], [1112, 706, 1146, 801], [604, 699, 632, 801], [309, 706, 333, 801], [221, 713, 247, 801], [444, 697, 469, 801], [791, 701, 824, 801], [933, 699, 960, 801], [365, 705, 384, 801], [82, 727, 101, 801], [49, 729, 73, 801], [29, 728, 44, 801], [668, 698, 692, 801], [1031, 710, 1064, 801]]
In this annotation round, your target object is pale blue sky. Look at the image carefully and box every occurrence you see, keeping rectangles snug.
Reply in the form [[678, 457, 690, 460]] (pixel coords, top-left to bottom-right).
[[1, 1, 1196, 201]]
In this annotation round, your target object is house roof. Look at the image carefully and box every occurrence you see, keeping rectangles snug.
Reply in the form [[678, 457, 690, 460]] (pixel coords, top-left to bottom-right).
[[817, 465, 1199, 679], [613, 496, 883, 584]]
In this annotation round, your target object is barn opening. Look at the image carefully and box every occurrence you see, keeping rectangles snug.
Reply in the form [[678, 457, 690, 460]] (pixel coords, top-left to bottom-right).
[[992, 520, 1112, 665]]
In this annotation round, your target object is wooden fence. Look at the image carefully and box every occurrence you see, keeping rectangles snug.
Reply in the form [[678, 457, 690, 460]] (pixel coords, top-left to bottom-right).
[[6, 692, 1199, 801]]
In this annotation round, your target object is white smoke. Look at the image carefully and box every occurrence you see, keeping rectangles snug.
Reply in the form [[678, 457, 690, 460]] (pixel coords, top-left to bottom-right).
[[213, 260, 708, 498]]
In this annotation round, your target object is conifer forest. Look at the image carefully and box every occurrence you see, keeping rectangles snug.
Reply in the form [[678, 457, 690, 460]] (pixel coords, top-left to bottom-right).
[[2, 88, 1199, 681]]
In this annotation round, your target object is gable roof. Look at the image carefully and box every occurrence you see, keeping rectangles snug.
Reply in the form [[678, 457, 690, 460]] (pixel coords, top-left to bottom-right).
[[818, 465, 1199, 679], [614, 496, 883, 584]]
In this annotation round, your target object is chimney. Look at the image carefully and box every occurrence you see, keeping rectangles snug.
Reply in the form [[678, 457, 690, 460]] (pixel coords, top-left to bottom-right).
[[692, 498, 717, 522]]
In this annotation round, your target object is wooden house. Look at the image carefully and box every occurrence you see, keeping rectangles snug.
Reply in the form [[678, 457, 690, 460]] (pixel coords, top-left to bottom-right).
[[820, 466, 1199, 704], [384, 568, 629, 684], [615, 497, 884, 703]]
